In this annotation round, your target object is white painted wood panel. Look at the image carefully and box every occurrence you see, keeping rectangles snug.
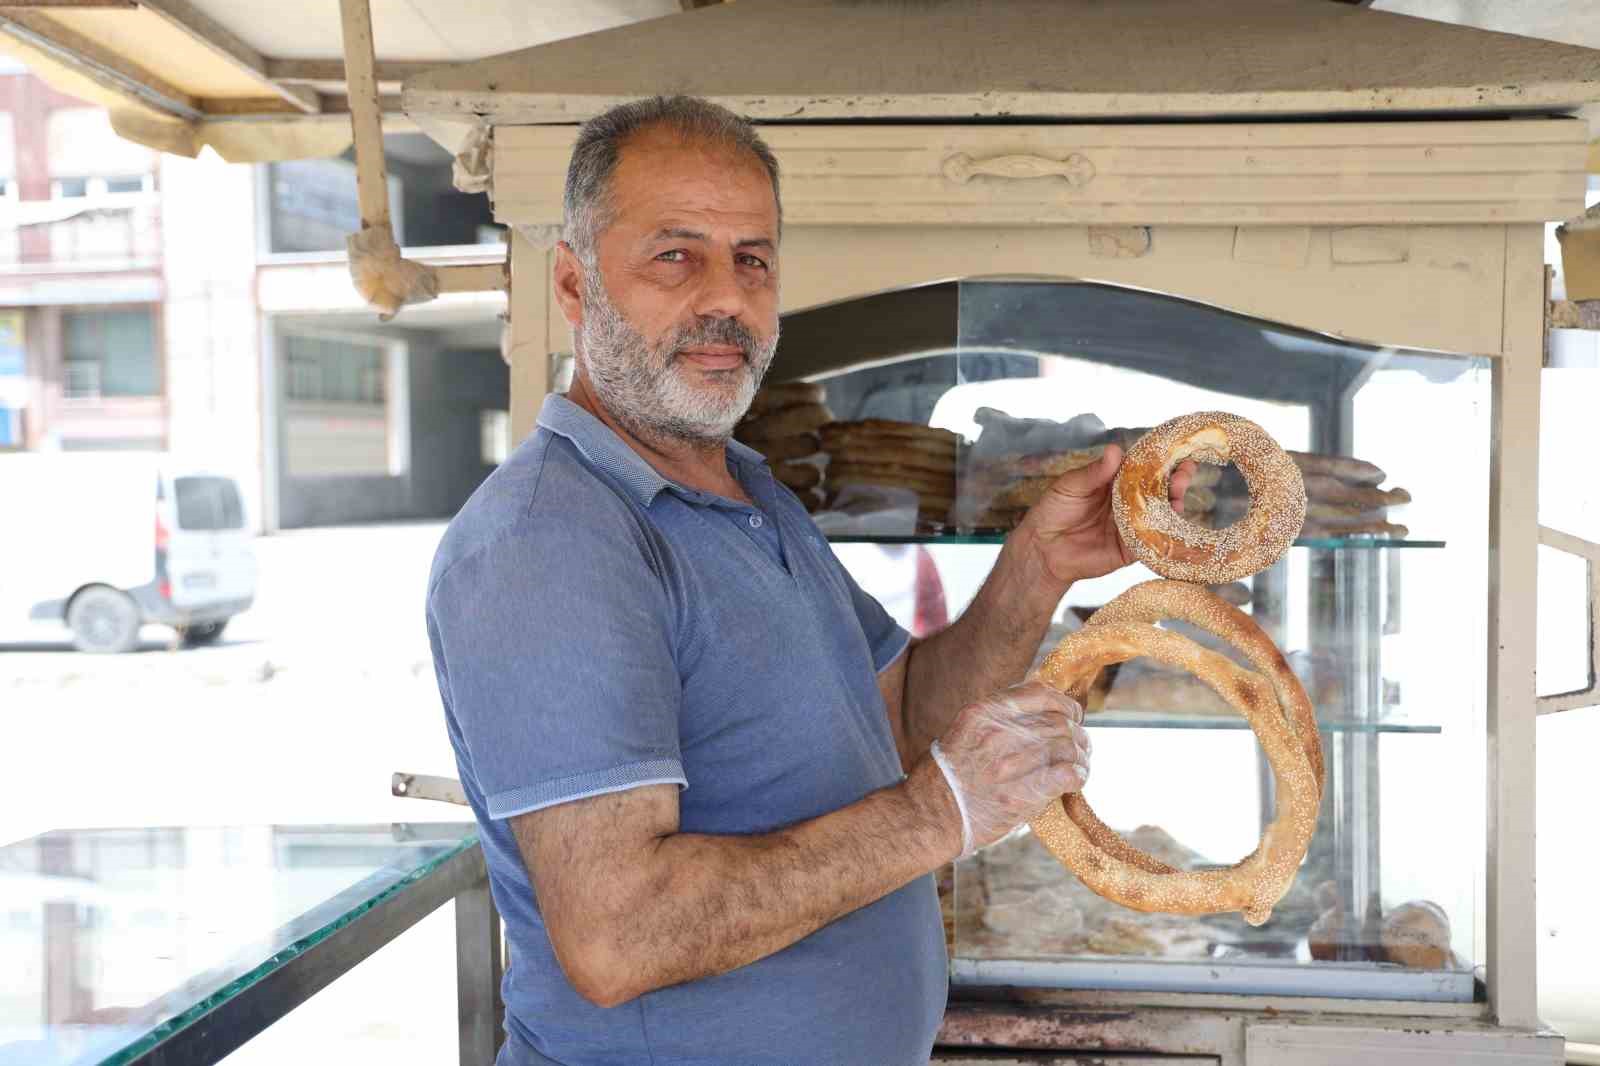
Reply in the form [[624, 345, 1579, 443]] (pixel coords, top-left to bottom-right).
[[404, 0, 1600, 125], [1245, 1022, 1562, 1065], [493, 120, 1591, 229], [1485, 225, 1547, 1030], [770, 224, 1508, 358], [507, 228, 549, 443]]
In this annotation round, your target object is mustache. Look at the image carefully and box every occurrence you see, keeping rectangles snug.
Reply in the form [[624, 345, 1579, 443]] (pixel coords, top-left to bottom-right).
[[666, 317, 765, 363]]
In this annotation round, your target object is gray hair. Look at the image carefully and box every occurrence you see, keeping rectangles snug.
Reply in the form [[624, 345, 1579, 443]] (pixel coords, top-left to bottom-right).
[[563, 95, 781, 264]]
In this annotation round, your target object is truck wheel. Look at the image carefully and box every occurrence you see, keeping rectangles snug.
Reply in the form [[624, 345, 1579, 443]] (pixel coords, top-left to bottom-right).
[[67, 586, 142, 654], [182, 620, 229, 647]]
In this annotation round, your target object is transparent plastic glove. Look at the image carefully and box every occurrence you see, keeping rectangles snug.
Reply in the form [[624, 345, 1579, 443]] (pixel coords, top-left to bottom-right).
[[927, 681, 1090, 859]]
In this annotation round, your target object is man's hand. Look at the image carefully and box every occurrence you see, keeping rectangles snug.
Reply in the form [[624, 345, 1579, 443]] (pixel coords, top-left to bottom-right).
[[1018, 444, 1194, 587], [919, 681, 1089, 857]]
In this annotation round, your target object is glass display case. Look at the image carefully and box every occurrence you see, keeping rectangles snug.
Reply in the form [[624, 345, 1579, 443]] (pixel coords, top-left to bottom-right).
[[754, 278, 1492, 1004], [505, 102, 1571, 1058]]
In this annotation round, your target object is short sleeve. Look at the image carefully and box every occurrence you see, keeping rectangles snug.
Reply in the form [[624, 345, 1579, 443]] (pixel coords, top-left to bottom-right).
[[428, 512, 685, 821], [832, 551, 911, 674]]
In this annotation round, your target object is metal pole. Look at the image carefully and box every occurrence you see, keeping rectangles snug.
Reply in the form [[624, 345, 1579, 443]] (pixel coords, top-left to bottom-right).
[[456, 873, 505, 1065]]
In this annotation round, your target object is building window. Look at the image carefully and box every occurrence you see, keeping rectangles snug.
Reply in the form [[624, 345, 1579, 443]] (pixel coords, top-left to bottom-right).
[[62, 308, 159, 399], [281, 332, 406, 478], [284, 334, 386, 405], [52, 175, 152, 198]]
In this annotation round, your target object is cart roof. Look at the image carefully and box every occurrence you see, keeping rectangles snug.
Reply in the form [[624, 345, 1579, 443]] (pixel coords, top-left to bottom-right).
[[2, 0, 1597, 165]]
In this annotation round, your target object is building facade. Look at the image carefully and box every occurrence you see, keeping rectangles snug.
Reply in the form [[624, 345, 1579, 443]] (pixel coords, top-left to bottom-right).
[[0, 64, 511, 531]]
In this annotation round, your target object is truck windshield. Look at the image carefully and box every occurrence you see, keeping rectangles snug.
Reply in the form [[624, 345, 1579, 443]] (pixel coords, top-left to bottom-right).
[[173, 476, 244, 531]]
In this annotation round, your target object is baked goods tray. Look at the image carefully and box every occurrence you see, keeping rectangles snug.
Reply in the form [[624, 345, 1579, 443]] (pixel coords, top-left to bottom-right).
[[948, 956, 1475, 1002], [829, 535, 1447, 549], [1084, 710, 1440, 734]]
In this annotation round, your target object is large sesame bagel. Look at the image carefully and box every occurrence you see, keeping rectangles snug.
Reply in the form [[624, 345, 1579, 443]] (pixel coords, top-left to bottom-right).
[[1112, 413, 1306, 584], [1029, 581, 1324, 927]]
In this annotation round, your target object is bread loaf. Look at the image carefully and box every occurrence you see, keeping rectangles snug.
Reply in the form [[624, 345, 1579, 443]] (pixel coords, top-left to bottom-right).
[[746, 381, 826, 417], [740, 432, 821, 464], [773, 461, 821, 491], [1381, 901, 1452, 969], [1303, 475, 1411, 510], [1288, 451, 1386, 486], [738, 403, 834, 441]]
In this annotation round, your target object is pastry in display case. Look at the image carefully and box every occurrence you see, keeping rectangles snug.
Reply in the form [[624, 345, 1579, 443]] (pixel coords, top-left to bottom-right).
[[773, 277, 1488, 1002], [734, 383, 831, 512], [818, 419, 961, 530]]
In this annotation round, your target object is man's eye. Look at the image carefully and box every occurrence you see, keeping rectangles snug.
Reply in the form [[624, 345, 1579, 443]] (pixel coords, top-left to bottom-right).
[[738, 254, 769, 270], [656, 249, 688, 262]]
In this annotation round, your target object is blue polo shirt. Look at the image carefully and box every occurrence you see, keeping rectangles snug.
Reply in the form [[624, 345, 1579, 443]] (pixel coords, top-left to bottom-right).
[[425, 394, 947, 1066]]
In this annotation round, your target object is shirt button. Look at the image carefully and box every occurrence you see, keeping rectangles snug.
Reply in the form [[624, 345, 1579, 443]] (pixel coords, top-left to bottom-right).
[[748, 514, 764, 529]]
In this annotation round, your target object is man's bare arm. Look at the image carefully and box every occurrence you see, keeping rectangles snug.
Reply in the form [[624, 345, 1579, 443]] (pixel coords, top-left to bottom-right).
[[882, 451, 1194, 770], [513, 763, 958, 1008], [887, 534, 1067, 769]]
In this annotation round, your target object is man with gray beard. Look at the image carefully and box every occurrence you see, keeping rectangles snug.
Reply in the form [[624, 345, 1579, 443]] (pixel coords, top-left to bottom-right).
[[426, 96, 1183, 1066]]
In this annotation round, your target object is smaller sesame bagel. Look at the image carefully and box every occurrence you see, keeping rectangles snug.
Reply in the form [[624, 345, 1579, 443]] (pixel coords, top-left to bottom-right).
[[1112, 413, 1306, 584]]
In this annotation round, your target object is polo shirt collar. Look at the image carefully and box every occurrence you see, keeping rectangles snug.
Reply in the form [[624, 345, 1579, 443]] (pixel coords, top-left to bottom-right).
[[536, 393, 769, 507]]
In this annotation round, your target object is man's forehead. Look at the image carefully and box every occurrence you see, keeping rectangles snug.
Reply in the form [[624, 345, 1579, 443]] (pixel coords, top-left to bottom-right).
[[648, 222, 776, 248], [610, 131, 778, 231]]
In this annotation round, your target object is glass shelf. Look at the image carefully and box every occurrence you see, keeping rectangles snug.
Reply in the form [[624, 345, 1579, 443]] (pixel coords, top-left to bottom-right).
[[1086, 709, 1440, 735], [829, 534, 1446, 549], [0, 823, 479, 1066]]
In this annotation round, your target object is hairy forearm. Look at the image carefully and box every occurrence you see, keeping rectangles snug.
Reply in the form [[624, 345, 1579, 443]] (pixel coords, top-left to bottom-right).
[[900, 530, 1070, 760], [563, 762, 957, 1006]]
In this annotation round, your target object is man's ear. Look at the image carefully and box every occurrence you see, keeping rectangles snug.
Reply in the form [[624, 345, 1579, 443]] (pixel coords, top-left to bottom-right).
[[552, 241, 585, 332]]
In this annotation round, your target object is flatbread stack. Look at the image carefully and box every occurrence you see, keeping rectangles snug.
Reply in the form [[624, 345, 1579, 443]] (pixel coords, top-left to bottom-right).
[[962, 446, 1105, 530], [734, 382, 832, 512], [1202, 450, 1412, 539], [818, 419, 961, 528], [951, 408, 1102, 530], [1289, 453, 1412, 539], [958, 429, 1220, 533]]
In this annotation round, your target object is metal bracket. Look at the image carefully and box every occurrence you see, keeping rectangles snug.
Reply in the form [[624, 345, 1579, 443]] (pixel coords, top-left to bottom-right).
[[391, 771, 469, 805], [1538, 525, 1600, 715]]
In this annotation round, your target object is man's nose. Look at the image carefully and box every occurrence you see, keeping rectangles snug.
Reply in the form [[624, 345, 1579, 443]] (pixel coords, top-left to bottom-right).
[[689, 254, 748, 323]]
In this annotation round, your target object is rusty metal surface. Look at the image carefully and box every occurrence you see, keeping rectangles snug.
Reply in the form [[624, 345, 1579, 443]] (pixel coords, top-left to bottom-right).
[[937, 1001, 1224, 1057], [933, 1053, 1215, 1065]]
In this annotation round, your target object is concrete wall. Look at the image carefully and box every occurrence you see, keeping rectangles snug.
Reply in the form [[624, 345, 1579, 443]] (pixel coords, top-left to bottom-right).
[[407, 345, 507, 517], [275, 337, 506, 528]]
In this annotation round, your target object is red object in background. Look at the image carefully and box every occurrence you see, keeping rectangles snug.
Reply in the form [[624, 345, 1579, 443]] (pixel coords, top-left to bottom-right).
[[912, 546, 948, 637]]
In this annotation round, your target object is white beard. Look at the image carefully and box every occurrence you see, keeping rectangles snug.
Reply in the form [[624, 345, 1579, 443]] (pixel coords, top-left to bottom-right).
[[577, 267, 779, 445]]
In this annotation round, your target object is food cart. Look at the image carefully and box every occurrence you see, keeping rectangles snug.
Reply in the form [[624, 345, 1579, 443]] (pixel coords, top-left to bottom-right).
[[5, 1, 1599, 1062]]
